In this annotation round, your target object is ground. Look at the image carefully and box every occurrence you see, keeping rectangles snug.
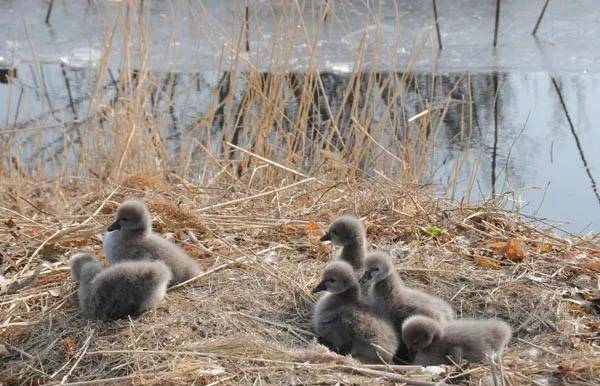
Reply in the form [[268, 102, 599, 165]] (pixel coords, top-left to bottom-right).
[[0, 174, 598, 385]]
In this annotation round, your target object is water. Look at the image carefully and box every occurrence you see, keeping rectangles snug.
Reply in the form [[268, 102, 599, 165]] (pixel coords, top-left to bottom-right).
[[1, 0, 599, 233]]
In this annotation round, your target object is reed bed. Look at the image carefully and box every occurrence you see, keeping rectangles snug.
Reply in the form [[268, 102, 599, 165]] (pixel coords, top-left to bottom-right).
[[1, 1, 599, 385]]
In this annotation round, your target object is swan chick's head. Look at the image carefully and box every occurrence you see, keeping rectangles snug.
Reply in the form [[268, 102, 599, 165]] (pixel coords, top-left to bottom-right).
[[312, 261, 356, 294], [401, 315, 443, 351], [108, 200, 152, 234], [360, 251, 393, 285], [320, 215, 365, 247], [70, 252, 102, 283]]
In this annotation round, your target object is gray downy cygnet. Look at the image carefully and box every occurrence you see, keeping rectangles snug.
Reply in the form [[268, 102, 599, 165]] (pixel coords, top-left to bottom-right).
[[103, 200, 201, 284], [312, 260, 398, 364], [359, 251, 455, 362], [402, 315, 512, 365], [320, 215, 368, 274], [360, 251, 455, 323], [69, 252, 172, 320]]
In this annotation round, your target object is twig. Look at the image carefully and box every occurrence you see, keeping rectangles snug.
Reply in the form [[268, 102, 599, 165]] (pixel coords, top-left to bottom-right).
[[224, 142, 307, 178], [205, 375, 238, 386], [81, 186, 120, 225], [551, 77, 600, 205], [45, 0, 55, 24], [343, 366, 448, 386], [351, 118, 405, 166], [21, 224, 98, 274], [244, 0, 250, 51], [516, 337, 559, 356], [197, 177, 315, 212], [0, 341, 34, 359], [82, 349, 440, 385], [60, 329, 94, 384], [493, 0, 501, 47], [60, 62, 78, 120], [168, 246, 283, 290], [432, 0, 442, 50], [532, 0, 550, 35], [489, 355, 500, 386], [408, 109, 430, 122], [237, 311, 314, 341]]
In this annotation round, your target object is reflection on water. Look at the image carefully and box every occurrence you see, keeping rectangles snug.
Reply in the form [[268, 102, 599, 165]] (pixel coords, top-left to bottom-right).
[[1, 65, 599, 233], [1, 0, 600, 233]]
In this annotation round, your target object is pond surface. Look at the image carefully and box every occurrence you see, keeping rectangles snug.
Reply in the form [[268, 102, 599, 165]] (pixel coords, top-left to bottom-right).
[[1, 0, 599, 234]]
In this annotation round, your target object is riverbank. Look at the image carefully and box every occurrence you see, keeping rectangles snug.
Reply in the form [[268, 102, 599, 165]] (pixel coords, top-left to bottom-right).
[[1, 174, 598, 385]]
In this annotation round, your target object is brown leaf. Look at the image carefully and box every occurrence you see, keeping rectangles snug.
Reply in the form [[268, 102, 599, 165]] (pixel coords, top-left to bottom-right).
[[537, 242, 553, 253], [61, 337, 77, 359], [473, 254, 501, 269], [294, 193, 310, 205], [279, 224, 300, 235], [565, 303, 587, 317], [304, 221, 322, 237], [503, 238, 525, 262], [580, 260, 600, 272]]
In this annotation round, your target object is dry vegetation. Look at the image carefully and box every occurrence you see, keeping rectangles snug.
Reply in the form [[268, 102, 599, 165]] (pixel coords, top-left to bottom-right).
[[1, 1, 599, 385]]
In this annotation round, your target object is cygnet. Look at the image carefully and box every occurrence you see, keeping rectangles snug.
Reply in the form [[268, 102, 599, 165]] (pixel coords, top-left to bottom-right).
[[103, 200, 201, 284], [360, 251, 455, 362], [402, 315, 512, 365], [70, 252, 172, 320], [320, 215, 368, 273], [312, 260, 398, 363]]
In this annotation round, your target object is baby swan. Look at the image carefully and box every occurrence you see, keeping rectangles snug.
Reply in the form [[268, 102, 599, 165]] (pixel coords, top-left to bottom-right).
[[402, 315, 512, 365], [103, 200, 201, 284], [320, 215, 368, 273], [70, 253, 172, 320], [312, 261, 398, 364], [360, 251, 455, 324]]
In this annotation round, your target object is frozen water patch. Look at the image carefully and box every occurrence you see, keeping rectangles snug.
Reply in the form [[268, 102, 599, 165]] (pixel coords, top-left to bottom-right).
[[60, 47, 101, 68], [325, 61, 353, 73]]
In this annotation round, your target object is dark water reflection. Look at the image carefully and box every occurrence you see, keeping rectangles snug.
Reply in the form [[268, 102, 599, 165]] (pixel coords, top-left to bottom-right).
[[1, 65, 599, 233], [2, 0, 600, 233]]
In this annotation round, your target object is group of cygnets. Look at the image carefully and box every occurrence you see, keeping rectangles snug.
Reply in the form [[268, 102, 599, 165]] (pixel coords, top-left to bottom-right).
[[69, 200, 511, 366], [69, 200, 200, 320], [312, 215, 512, 366]]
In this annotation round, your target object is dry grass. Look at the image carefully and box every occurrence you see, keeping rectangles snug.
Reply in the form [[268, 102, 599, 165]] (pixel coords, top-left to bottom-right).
[[1, 176, 599, 385], [1, 1, 599, 385]]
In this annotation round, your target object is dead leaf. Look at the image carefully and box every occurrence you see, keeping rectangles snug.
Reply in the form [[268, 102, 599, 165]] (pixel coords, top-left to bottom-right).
[[538, 242, 553, 253], [304, 221, 322, 237], [47, 289, 60, 297], [61, 337, 77, 359], [580, 260, 600, 272], [474, 254, 501, 269], [503, 238, 525, 262], [565, 303, 587, 316], [4, 218, 16, 229], [278, 224, 299, 235], [294, 193, 310, 205]]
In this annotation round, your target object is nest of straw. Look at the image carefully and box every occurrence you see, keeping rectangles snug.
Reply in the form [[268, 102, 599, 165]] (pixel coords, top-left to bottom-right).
[[1, 175, 598, 385]]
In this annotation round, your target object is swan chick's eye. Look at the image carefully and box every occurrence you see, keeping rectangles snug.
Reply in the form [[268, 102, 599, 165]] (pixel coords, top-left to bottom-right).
[[329, 278, 336, 283]]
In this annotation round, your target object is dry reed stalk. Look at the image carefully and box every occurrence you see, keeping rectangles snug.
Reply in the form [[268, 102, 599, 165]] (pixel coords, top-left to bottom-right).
[[532, 0, 551, 36]]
